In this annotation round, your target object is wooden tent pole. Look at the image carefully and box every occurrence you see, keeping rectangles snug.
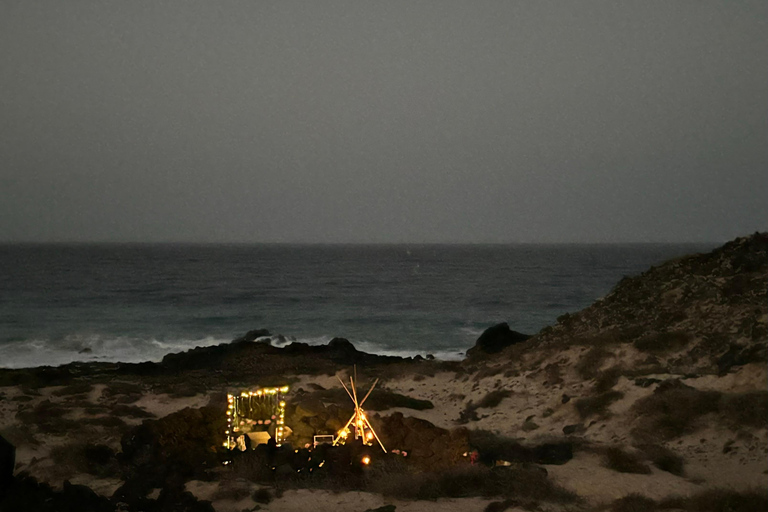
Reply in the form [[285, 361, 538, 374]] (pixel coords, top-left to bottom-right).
[[333, 413, 357, 446], [359, 378, 379, 407], [337, 375, 355, 401]]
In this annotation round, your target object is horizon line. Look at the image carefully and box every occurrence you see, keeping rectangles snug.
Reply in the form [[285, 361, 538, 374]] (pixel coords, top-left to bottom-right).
[[0, 239, 729, 246]]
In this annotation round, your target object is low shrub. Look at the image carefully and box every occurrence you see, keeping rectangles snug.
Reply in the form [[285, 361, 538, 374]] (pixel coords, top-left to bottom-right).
[[611, 494, 658, 512], [370, 465, 575, 502], [594, 367, 622, 393], [475, 390, 512, 409], [468, 430, 573, 466], [633, 331, 690, 353], [719, 391, 768, 429], [631, 380, 720, 441], [52, 382, 94, 397], [110, 404, 155, 419], [81, 416, 127, 429], [252, 488, 273, 504], [16, 400, 79, 435], [49, 443, 120, 478], [636, 444, 684, 476], [103, 381, 143, 397], [659, 488, 768, 512], [603, 447, 651, 474], [458, 390, 511, 423], [299, 388, 433, 411], [575, 347, 610, 380], [575, 391, 623, 419]]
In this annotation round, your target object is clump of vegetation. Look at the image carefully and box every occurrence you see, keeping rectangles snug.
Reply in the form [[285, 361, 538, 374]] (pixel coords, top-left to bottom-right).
[[81, 415, 127, 429], [574, 391, 623, 419], [298, 387, 433, 412], [109, 404, 155, 419], [543, 363, 563, 386], [631, 380, 720, 441], [458, 390, 511, 423], [467, 430, 573, 466], [636, 443, 685, 476], [603, 447, 651, 474], [575, 347, 610, 380], [719, 391, 768, 429], [635, 384, 767, 442], [613, 488, 768, 512], [611, 493, 658, 512], [50, 443, 120, 478], [476, 390, 512, 409], [103, 381, 144, 403], [483, 499, 540, 512], [366, 390, 434, 411], [594, 367, 622, 393], [370, 465, 575, 502], [252, 488, 273, 504], [633, 331, 690, 353], [16, 400, 79, 435], [52, 382, 94, 397], [661, 488, 768, 512]]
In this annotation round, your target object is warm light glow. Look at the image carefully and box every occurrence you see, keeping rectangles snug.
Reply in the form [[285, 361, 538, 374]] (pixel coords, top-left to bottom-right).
[[366, 432, 374, 441], [225, 385, 290, 449], [361, 456, 371, 465]]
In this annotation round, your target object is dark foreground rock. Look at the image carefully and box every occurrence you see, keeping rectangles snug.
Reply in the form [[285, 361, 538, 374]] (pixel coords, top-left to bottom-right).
[[121, 406, 225, 485], [159, 335, 407, 376], [376, 412, 470, 471], [467, 323, 531, 358], [468, 430, 573, 466], [0, 435, 14, 500], [0, 475, 112, 512]]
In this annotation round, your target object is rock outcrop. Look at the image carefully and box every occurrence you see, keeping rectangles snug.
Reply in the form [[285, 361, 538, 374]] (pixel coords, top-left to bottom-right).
[[521, 233, 768, 373], [376, 412, 470, 471], [467, 322, 531, 358], [0, 434, 14, 499]]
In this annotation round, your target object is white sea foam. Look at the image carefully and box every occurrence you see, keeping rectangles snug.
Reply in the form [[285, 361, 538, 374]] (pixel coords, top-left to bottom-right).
[[0, 334, 230, 369], [0, 333, 466, 369]]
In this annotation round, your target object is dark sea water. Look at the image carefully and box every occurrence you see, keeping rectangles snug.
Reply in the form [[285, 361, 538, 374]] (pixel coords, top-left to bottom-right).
[[0, 243, 714, 368]]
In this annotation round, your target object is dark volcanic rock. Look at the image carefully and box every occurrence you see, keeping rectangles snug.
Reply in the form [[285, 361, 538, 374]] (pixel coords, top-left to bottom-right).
[[0, 474, 112, 512], [233, 329, 271, 343], [469, 430, 574, 466], [121, 406, 225, 487], [467, 323, 531, 357], [0, 435, 14, 499], [159, 333, 406, 376], [376, 412, 470, 471]]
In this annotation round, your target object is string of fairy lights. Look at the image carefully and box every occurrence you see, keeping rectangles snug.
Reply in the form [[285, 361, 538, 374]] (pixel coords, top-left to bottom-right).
[[225, 386, 289, 449]]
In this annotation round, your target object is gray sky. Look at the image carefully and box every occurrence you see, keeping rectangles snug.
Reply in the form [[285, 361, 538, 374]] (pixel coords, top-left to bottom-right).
[[1, 1, 766, 243]]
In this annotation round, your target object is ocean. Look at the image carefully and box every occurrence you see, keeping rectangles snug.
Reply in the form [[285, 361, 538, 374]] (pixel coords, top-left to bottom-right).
[[0, 243, 714, 369]]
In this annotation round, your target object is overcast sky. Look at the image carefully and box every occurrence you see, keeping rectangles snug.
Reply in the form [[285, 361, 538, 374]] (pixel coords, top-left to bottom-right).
[[1, 1, 766, 243]]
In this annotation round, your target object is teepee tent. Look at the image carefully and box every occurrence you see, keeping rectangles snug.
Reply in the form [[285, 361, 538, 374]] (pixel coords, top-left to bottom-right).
[[333, 367, 386, 453]]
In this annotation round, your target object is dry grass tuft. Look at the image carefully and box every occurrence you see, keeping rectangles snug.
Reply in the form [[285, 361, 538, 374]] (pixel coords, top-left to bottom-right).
[[575, 391, 623, 419], [458, 390, 511, 423], [575, 347, 610, 380], [636, 443, 685, 476], [610, 494, 657, 512], [603, 447, 651, 474], [371, 465, 575, 502], [631, 380, 719, 441], [633, 331, 690, 353]]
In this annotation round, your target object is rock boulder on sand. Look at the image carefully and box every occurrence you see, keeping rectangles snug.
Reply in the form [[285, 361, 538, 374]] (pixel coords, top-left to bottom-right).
[[467, 322, 531, 357]]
